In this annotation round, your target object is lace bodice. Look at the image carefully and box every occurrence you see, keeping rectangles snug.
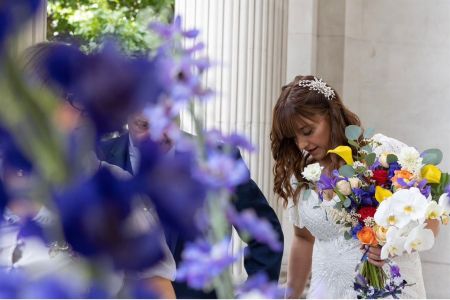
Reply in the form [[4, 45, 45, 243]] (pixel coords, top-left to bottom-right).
[[287, 134, 426, 299]]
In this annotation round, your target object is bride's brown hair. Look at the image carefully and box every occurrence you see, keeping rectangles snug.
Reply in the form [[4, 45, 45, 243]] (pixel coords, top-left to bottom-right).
[[270, 75, 361, 207]]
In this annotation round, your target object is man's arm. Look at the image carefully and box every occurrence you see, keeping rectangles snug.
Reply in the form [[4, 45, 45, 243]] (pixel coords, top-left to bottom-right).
[[233, 178, 284, 281]]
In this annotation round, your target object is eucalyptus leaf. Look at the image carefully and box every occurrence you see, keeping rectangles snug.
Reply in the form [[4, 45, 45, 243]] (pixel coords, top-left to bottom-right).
[[365, 153, 376, 167], [387, 154, 398, 164], [343, 198, 351, 208], [339, 165, 356, 177], [361, 145, 373, 154], [344, 231, 352, 240], [421, 148, 443, 165], [363, 127, 375, 139], [345, 125, 362, 141]]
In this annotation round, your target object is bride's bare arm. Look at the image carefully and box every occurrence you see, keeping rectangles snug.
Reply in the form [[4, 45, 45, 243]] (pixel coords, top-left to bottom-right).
[[286, 226, 315, 299]]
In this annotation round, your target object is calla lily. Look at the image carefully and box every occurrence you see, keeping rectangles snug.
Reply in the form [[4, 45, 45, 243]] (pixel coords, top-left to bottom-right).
[[327, 146, 354, 165], [375, 186, 392, 203], [421, 164, 442, 184]]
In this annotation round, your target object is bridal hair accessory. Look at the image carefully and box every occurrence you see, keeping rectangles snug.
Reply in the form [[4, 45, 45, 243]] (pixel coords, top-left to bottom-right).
[[298, 77, 335, 100]]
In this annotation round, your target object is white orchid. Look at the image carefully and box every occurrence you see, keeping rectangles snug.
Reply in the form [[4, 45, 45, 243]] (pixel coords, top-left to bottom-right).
[[425, 201, 444, 220], [380, 227, 406, 259], [398, 146, 423, 175], [404, 223, 435, 254], [438, 193, 450, 213], [391, 187, 429, 224], [374, 197, 410, 229], [301, 163, 323, 183]]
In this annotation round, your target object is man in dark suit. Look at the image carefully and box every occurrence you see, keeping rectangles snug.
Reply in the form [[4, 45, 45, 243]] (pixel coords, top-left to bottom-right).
[[97, 112, 284, 298]]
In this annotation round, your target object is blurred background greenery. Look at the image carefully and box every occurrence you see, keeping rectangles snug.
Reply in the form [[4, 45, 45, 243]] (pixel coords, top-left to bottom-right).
[[47, 0, 174, 54]]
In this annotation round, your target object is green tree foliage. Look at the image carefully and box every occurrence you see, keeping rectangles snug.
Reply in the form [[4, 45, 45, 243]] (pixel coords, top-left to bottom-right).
[[47, 0, 174, 54]]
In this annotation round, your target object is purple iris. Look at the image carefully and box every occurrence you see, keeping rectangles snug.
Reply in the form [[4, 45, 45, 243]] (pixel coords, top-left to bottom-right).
[[56, 167, 164, 271], [226, 207, 282, 252], [390, 264, 401, 278], [0, 126, 32, 172], [205, 130, 255, 153], [135, 138, 207, 240], [0, 179, 8, 217], [44, 42, 166, 135], [237, 273, 285, 298], [351, 223, 364, 239], [176, 238, 241, 289], [353, 185, 377, 207], [388, 162, 401, 178]]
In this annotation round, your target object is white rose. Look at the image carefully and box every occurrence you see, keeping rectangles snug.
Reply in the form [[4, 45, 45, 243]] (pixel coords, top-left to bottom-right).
[[348, 177, 361, 189], [301, 163, 323, 183], [336, 180, 352, 196], [379, 153, 390, 168]]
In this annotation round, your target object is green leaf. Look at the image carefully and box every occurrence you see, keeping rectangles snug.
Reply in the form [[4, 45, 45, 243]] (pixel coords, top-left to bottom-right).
[[361, 145, 373, 154], [363, 127, 375, 139], [343, 198, 351, 208], [365, 153, 376, 167], [387, 154, 398, 164], [344, 231, 352, 240], [303, 188, 312, 201], [334, 202, 343, 210], [345, 125, 362, 141], [339, 165, 356, 177], [421, 149, 443, 165]]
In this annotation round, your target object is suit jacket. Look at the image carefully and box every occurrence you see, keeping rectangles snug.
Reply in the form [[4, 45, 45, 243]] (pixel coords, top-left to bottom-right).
[[97, 133, 284, 298]]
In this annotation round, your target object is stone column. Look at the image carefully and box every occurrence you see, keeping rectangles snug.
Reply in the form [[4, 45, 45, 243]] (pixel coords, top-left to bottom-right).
[[175, 0, 288, 282]]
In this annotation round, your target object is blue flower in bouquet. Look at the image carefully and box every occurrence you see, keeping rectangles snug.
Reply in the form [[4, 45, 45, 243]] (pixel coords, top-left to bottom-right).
[[56, 167, 164, 271], [0, 268, 24, 298], [176, 238, 242, 289], [388, 161, 401, 178], [353, 185, 377, 207], [17, 218, 51, 244], [0, 179, 8, 217], [205, 130, 255, 153], [226, 206, 282, 252], [351, 223, 364, 239], [135, 138, 207, 240], [237, 272, 285, 299], [44, 42, 166, 135], [0, 0, 42, 55]]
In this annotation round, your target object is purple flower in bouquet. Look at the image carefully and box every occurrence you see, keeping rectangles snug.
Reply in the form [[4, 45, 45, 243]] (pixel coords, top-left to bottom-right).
[[150, 16, 199, 40], [205, 130, 255, 153], [351, 223, 364, 239], [134, 138, 207, 240], [56, 167, 164, 271], [353, 185, 377, 207], [390, 264, 401, 278], [237, 272, 285, 299], [226, 207, 282, 252], [0, 0, 42, 55], [17, 218, 50, 244], [388, 162, 401, 178], [0, 179, 8, 217], [176, 238, 241, 289]]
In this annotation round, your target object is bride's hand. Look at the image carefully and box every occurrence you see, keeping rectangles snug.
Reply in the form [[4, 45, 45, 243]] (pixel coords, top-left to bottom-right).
[[360, 244, 386, 267]]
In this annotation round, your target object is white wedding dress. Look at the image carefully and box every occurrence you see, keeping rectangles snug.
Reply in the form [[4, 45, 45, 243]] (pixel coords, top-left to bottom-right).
[[287, 134, 427, 298]]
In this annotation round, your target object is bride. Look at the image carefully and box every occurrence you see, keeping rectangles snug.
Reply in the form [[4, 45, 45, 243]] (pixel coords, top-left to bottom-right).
[[270, 75, 439, 298]]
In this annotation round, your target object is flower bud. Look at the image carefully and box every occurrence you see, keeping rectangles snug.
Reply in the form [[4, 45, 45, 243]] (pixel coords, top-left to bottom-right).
[[379, 153, 389, 168], [336, 180, 352, 196], [348, 177, 361, 189]]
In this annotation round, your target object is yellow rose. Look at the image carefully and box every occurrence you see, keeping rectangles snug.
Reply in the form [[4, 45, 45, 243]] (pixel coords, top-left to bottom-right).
[[374, 225, 388, 246]]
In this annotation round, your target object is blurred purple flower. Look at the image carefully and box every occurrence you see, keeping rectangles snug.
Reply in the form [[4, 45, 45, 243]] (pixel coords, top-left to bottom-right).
[[390, 264, 401, 278], [0, 0, 42, 55], [195, 151, 250, 190], [227, 207, 282, 252], [205, 130, 255, 153], [135, 138, 207, 240], [0, 126, 32, 172], [17, 218, 50, 244], [56, 167, 164, 271], [176, 238, 241, 289], [0, 179, 8, 217], [44, 42, 166, 135], [237, 273, 285, 299], [388, 162, 401, 178], [150, 16, 199, 40]]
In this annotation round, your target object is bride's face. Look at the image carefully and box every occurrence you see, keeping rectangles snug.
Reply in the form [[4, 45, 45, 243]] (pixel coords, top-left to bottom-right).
[[294, 114, 331, 163]]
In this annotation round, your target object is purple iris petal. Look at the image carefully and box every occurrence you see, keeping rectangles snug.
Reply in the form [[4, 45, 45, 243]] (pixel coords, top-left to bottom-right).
[[388, 162, 401, 178], [176, 238, 241, 289], [135, 138, 207, 240], [226, 207, 282, 252], [353, 185, 377, 207], [237, 273, 285, 298], [351, 223, 363, 239], [17, 218, 50, 244], [56, 167, 164, 271], [0, 126, 33, 172], [390, 264, 401, 278]]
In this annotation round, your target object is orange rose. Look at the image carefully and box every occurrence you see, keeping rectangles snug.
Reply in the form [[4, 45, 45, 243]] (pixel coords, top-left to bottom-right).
[[357, 226, 378, 246], [391, 170, 414, 189]]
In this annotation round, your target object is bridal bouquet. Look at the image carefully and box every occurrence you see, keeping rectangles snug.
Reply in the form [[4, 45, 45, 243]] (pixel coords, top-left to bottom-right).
[[305, 126, 449, 298]]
